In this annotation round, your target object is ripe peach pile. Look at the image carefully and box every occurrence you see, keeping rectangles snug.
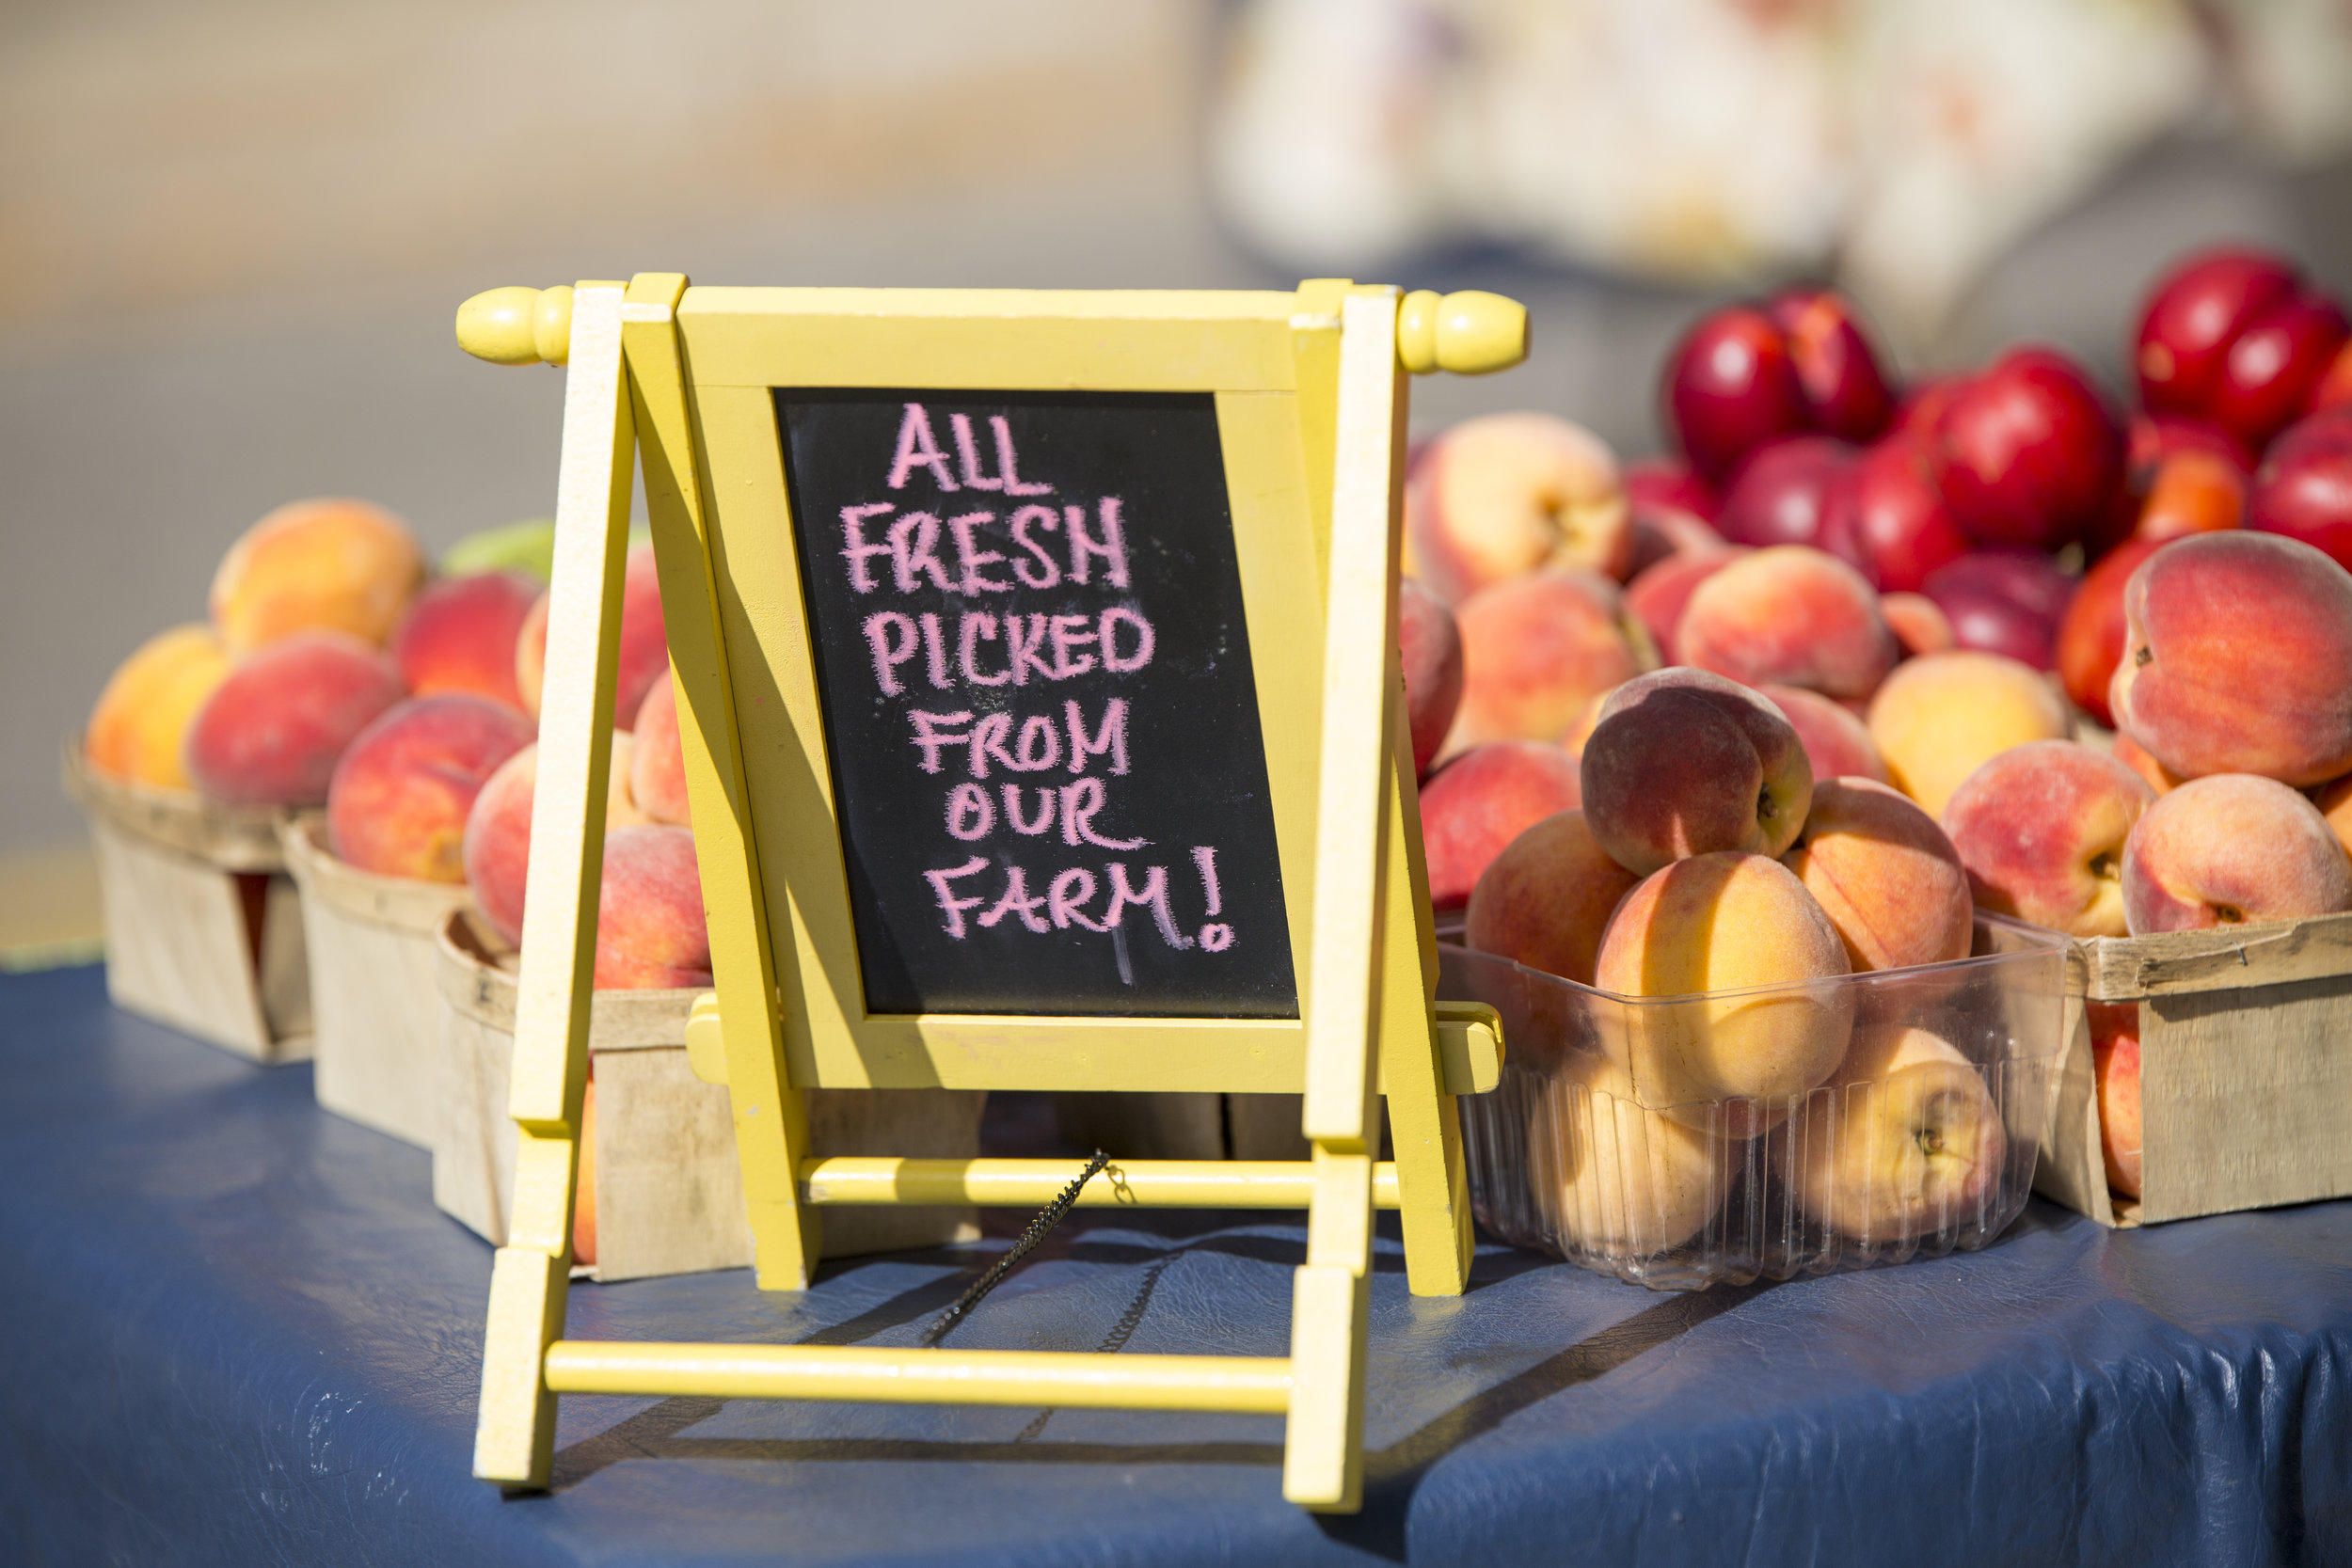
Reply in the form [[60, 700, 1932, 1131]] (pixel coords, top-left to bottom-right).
[[1410, 244, 2352, 1225], [84, 508, 706, 991]]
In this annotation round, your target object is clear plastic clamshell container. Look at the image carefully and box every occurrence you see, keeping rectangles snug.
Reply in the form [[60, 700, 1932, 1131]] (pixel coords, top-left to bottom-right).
[[1440, 914, 2071, 1291]]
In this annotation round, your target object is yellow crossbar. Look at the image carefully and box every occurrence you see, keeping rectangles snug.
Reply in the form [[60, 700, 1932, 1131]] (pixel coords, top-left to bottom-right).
[[542, 1341, 1295, 1413], [799, 1157, 1404, 1210]]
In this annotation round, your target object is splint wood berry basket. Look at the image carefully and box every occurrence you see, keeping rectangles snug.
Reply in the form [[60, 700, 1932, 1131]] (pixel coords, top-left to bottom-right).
[[63, 739, 311, 1062], [2034, 911, 2352, 1227]]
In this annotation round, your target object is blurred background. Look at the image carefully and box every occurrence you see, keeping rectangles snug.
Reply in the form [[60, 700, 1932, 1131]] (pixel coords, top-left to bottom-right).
[[10, 0, 2352, 951]]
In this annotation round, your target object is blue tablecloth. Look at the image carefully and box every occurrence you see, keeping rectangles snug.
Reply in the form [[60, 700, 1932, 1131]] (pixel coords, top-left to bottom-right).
[[1, 962, 2346, 1567]]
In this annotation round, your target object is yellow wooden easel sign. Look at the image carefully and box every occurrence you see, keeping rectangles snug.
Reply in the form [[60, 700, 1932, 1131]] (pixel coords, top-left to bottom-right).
[[454, 274, 1523, 1511]]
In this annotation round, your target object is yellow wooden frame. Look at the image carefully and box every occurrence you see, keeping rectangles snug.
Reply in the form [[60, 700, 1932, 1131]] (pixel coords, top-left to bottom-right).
[[457, 274, 1525, 1512]]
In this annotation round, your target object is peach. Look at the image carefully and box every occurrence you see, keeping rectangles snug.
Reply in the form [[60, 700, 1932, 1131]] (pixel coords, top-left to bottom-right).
[[326, 695, 535, 882], [459, 737, 660, 946], [575, 1076, 598, 1265], [2121, 772, 2352, 934], [1418, 741, 1582, 911], [1778, 1025, 2006, 1241], [1558, 690, 1608, 767], [2089, 1002, 2142, 1200], [1581, 669, 1813, 874], [1465, 810, 1642, 987], [1404, 413, 1631, 601], [1866, 651, 2071, 819], [2134, 448, 2245, 542], [1782, 778, 1972, 972], [1879, 592, 1955, 658], [516, 543, 670, 730], [2111, 731, 2183, 797], [390, 570, 541, 710], [1676, 546, 1897, 700], [1397, 577, 1463, 777], [209, 499, 422, 652], [1623, 548, 1740, 659], [1448, 569, 1653, 751], [1759, 683, 1888, 786], [2108, 531, 2352, 787], [1595, 851, 1853, 1133], [629, 669, 691, 828], [595, 825, 713, 990], [1941, 741, 2153, 939], [85, 625, 232, 790], [1546, 1052, 1725, 1257], [183, 631, 405, 805], [1625, 507, 1727, 580]]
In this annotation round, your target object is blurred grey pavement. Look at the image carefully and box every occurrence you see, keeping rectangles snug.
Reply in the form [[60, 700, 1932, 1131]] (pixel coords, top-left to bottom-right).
[[6, 0, 2350, 909]]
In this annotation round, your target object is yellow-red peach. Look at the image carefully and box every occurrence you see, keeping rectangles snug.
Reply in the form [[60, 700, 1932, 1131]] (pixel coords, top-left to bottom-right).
[[326, 695, 535, 882], [2089, 1002, 2142, 1199], [2108, 531, 2352, 786], [1759, 683, 1889, 785], [516, 543, 669, 729], [1783, 778, 1973, 971], [1778, 1025, 2006, 1240], [1581, 669, 1813, 874], [1465, 810, 1642, 987], [575, 1077, 598, 1265], [595, 825, 713, 990], [1546, 1053, 1725, 1257], [1398, 577, 1463, 778], [1867, 650, 2071, 818], [2121, 772, 2352, 933], [629, 669, 691, 828], [1447, 568, 1653, 751], [1677, 545, 1897, 700], [2316, 771, 2352, 860], [390, 571, 541, 711], [2112, 731, 2183, 796], [183, 631, 405, 805], [1595, 851, 1853, 1134], [1418, 741, 1583, 911], [1405, 412, 1631, 601], [1941, 740, 2153, 938], [85, 625, 231, 791], [209, 499, 422, 652]]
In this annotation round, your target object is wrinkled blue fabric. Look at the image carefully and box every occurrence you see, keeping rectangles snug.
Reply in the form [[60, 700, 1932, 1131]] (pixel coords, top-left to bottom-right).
[[0, 962, 2344, 1567]]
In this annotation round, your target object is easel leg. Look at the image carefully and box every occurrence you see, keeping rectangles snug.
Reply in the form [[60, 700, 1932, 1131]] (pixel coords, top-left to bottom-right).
[[1284, 1146, 1374, 1511], [472, 281, 637, 1486], [1379, 698, 1474, 1296]]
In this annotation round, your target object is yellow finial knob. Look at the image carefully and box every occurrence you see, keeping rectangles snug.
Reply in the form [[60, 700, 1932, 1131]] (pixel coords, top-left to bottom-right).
[[456, 286, 571, 366], [1398, 289, 1531, 376]]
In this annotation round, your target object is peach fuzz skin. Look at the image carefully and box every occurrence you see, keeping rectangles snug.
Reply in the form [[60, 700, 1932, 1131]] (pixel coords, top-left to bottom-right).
[[326, 695, 534, 882], [1465, 810, 1642, 988], [2108, 531, 2352, 786], [1447, 568, 1654, 752], [391, 570, 541, 711], [595, 825, 714, 990], [1867, 650, 2071, 819], [1398, 578, 1464, 778], [209, 499, 422, 652], [1879, 592, 1956, 658], [1594, 851, 1853, 1135], [2121, 772, 2352, 933], [2111, 730, 2183, 796], [1624, 549, 1740, 659], [183, 631, 405, 807], [1760, 684, 1888, 785], [1676, 546, 1897, 701], [1580, 669, 1813, 875], [1783, 778, 1973, 972], [86, 625, 231, 791], [629, 670, 692, 828], [1546, 1052, 1724, 1256], [1404, 412, 1631, 602], [1418, 741, 1583, 911], [1778, 1025, 2005, 1241], [2089, 1002, 2142, 1200], [1941, 740, 2153, 939]]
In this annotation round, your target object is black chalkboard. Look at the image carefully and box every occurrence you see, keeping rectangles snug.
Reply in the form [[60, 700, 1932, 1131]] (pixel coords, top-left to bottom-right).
[[775, 389, 1299, 1020]]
